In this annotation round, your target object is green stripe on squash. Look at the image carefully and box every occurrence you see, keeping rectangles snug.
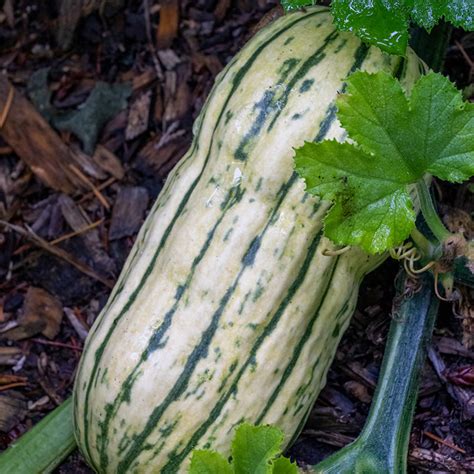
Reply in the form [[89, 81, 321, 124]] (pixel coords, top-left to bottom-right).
[[73, 6, 423, 473]]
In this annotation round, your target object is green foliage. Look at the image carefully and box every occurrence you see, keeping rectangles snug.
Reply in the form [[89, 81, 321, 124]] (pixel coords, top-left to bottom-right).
[[331, 0, 409, 55], [294, 72, 474, 254], [280, 0, 474, 55], [280, 0, 315, 11], [190, 451, 234, 474], [189, 424, 298, 474]]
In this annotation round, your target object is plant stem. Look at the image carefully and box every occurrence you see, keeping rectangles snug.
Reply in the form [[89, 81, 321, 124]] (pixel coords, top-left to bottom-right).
[[0, 397, 75, 473], [310, 272, 439, 474], [416, 180, 451, 243], [409, 227, 439, 260]]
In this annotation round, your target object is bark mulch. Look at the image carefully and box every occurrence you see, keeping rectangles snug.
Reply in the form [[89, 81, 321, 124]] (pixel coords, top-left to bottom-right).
[[0, 1, 472, 472]]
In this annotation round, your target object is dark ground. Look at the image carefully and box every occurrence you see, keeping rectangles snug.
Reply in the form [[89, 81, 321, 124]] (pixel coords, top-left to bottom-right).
[[0, 1, 472, 472]]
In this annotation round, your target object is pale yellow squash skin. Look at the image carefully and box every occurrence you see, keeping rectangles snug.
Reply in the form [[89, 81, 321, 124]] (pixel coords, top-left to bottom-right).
[[74, 7, 423, 473]]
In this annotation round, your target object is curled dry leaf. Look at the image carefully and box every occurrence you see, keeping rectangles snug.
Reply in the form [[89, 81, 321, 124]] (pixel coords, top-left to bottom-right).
[[1, 287, 63, 341]]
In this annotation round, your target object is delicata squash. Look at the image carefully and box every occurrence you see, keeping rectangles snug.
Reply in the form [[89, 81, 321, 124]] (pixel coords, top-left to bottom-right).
[[74, 6, 423, 473]]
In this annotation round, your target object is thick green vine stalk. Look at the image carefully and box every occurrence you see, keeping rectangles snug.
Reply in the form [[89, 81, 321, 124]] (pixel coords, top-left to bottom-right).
[[311, 273, 439, 474], [0, 397, 75, 474]]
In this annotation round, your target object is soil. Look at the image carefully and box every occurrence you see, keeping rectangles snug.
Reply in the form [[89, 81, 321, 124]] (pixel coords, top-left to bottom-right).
[[0, 1, 472, 472]]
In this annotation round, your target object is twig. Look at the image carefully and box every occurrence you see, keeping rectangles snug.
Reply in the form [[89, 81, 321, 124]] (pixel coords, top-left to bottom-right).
[[423, 431, 466, 454], [30, 338, 83, 351], [0, 382, 28, 392], [455, 40, 474, 80], [49, 218, 105, 245], [78, 176, 116, 204], [0, 145, 13, 154], [0, 85, 14, 128], [1, 221, 114, 288], [69, 164, 110, 209], [64, 307, 89, 341]]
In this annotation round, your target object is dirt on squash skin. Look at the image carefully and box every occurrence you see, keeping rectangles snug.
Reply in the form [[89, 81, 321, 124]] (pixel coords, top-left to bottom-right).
[[0, 2, 473, 472]]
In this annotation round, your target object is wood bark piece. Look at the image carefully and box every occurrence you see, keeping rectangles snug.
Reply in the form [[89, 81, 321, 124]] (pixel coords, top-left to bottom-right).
[[409, 448, 474, 472], [428, 346, 474, 421], [92, 145, 125, 180], [0, 347, 23, 366], [0, 77, 86, 194], [0, 391, 27, 432], [214, 0, 231, 22], [125, 91, 152, 141], [1, 221, 114, 288], [56, 0, 125, 48], [251, 5, 284, 35], [134, 131, 190, 179], [109, 186, 149, 240], [56, 0, 84, 48], [164, 63, 191, 123], [157, 0, 180, 49], [58, 194, 116, 276]]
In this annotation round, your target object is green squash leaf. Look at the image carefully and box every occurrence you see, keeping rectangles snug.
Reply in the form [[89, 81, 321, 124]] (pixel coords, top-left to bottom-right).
[[444, 0, 474, 30], [232, 423, 285, 474], [295, 140, 416, 253], [410, 0, 447, 29], [189, 424, 295, 474], [272, 456, 299, 473], [189, 450, 233, 474], [294, 71, 474, 254], [280, 0, 314, 12], [280, 1, 473, 56], [331, 0, 409, 56]]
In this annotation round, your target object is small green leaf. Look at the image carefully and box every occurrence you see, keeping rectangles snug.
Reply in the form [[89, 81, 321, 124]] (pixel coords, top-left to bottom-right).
[[295, 141, 415, 253], [409, 72, 474, 182], [189, 450, 233, 474], [280, 0, 314, 13], [232, 424, 285, 474], [272, 457, 299, 473], [445, 0, 474, 30], [337, 71, 474, 183], [411, 0, 447, 29], [337, 71, 414, 181], [189, 424, 294, 474], [330, 0, 409, 56], [323, 0, 474, 56]]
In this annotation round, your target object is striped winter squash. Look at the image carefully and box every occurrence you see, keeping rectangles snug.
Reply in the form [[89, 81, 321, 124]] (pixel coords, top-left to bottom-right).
[[73, 6, 423, 473]]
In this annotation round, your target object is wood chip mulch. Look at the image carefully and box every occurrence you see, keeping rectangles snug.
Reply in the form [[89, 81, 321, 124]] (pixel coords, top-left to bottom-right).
[[0, 1, 472, 472]]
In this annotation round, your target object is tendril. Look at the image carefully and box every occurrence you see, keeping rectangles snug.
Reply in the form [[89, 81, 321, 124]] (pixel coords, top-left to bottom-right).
[[390, 242, 435, 279], [322, 245, 351, 257]]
